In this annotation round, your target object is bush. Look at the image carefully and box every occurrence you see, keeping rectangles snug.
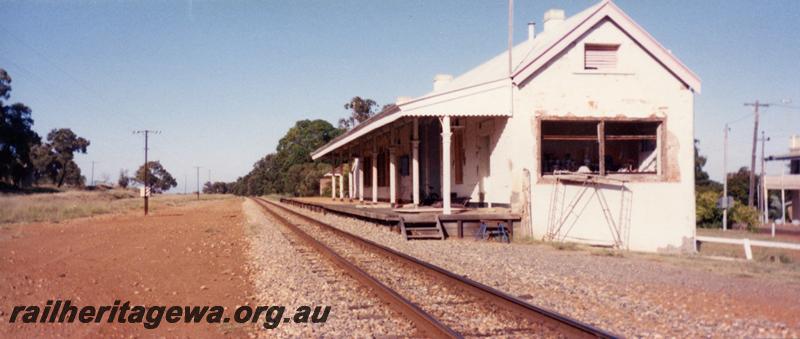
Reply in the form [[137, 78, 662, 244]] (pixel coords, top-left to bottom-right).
[[730, 204, 760, 231], [696, 190, 722, 228]]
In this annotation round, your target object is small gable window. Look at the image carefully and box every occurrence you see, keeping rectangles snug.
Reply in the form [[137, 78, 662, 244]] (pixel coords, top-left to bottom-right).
[[584, 43, 619, 71]]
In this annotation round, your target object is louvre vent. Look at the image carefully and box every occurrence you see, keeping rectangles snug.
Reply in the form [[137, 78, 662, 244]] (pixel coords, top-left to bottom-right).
[[584, 44, 619, 71]]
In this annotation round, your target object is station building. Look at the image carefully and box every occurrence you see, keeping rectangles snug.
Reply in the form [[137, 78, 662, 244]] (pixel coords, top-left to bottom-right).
[[311, 0, 701, 252]]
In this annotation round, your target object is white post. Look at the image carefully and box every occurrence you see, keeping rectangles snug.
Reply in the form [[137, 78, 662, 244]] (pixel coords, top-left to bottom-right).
[[331, 174, 336, 200], [338, 174, 344, 200], [358, 157, 364, 202], [781, 172, 786, 226], [412, 118, 420, 207], [372, 152, 378, 204], [743, 238, 753, 260], [441, 116, 452, 215], [389, 147, 397, 207]]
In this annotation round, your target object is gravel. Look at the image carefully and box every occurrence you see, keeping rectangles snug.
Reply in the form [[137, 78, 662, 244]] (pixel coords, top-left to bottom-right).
[[274, 203, 557, 338], [281, 201, 800, 338], [242, 199, 417, 337]]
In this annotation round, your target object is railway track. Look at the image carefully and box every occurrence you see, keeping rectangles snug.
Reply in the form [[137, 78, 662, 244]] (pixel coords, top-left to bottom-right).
[[252, 197, 617, 338]]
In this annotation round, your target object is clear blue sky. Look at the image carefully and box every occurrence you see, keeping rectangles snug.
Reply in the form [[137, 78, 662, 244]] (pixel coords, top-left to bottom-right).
[[1, 0, 798, 192]]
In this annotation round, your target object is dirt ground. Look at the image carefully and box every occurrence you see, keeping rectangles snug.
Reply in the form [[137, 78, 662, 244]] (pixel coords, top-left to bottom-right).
[[0, 197, 254, 338]]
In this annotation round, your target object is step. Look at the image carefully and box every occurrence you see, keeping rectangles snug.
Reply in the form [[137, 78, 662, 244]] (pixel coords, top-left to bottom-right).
[[406, 234, 444, 239], [403, 226, 441, 231]]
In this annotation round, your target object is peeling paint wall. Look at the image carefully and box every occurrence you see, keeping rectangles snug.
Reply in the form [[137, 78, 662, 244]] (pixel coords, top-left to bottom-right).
[[500, 18, 696, 252]]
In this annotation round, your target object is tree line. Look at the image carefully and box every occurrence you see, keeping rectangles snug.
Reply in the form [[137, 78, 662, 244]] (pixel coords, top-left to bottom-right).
[[230, 96, 378, 196], [0, 69, 91, 190]]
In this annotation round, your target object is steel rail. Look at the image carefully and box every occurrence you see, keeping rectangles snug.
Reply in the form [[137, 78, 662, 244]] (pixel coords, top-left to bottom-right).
[[266, 197, 619, 338], [251, 198, 460, 339]]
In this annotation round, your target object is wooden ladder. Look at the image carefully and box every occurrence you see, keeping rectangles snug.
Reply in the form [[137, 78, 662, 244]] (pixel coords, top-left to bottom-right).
[[399, 215, 445, 240]]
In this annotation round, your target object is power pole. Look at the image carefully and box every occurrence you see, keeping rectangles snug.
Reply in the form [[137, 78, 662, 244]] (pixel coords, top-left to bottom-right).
[[194, 166, 201, 200], [184, 173, 188, 195], [722, 124, 729, 231], [745, 100, 770, 206], [134, 130, 160, 215]]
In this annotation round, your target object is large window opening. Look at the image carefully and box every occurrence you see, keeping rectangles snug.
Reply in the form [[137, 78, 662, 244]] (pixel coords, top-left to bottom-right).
[[540, 119, 661, 176], [604, 121, 659, 174], [542, 121, 600, 174]]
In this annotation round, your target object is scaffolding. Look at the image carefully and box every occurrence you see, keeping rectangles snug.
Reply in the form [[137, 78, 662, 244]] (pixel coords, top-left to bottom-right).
[[545, 173, 632, 249]]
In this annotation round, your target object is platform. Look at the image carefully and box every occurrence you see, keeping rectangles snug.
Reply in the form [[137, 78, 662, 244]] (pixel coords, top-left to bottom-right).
[[280, 197, 521, 240]]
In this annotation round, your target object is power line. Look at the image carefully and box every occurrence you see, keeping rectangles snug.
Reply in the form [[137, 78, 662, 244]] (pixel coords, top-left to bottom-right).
[[0, 25, 142, 129], [0, 24, 121, 111]]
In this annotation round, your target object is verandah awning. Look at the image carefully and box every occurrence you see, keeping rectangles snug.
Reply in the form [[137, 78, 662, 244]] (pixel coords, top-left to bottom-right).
[[311, 79, 513, 160]]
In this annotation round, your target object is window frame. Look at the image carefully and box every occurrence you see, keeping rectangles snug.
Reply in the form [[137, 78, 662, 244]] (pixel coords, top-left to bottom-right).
[[538, 117, 665, 181]]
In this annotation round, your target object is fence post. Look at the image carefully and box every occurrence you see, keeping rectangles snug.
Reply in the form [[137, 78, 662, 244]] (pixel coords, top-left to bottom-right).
[[743, 238, 753, 260]]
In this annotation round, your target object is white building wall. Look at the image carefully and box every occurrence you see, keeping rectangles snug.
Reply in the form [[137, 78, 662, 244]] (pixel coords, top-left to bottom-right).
[[357, 19, 696, 252], [504, 19, 696, 252]]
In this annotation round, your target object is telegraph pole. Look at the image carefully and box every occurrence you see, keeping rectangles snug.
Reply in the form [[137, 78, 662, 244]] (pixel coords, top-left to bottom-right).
[[722, 124, 729, 231], [745, 101, 770, 206], [194, 166, 201, 200], [134, 130, 160, 215]]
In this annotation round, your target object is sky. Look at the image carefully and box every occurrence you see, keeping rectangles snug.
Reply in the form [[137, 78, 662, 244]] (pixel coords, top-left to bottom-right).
[[1, 0, 799, 192]]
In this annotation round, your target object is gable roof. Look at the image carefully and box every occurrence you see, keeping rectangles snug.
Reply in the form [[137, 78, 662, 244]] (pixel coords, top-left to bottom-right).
[[311, 0, 700, 160], [422, 0, 700, 98], [510, 0, 700, 91]]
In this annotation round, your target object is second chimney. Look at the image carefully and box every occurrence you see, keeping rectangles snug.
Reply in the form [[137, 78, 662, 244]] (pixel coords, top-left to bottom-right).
[[433, 74, 453, 91], [528, 22, 536, 41], [543, 9, 565, 33]]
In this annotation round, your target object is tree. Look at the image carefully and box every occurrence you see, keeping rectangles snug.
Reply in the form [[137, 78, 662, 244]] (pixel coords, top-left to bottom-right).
[[62, 161, 85, 187], [232, 119, 341, 196], [696, 190, 721, 228], [338, 96, 377, 130], [273, 119, 341, 193], [30, 142, 57, 183], [118, 169, 130, 188], [0, 69, 11, 99], [203, 181, 233, 194], [283, 162, 332, 196], [133, 161, 177, 193], [0, 69, 41, 187], [695, 139, 710, 186], [31, 128, 90, 187], [694, 139, 721, 192], [727, 167, 755, 206]]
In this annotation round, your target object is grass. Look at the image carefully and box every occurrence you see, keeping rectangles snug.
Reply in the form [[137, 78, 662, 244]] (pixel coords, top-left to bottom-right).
[[0, 189, 232, 225]]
